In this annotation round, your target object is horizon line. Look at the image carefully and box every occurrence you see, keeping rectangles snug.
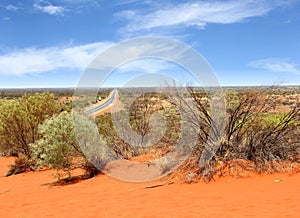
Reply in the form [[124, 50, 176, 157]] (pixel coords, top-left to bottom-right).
[[0, 84, 300, 90]]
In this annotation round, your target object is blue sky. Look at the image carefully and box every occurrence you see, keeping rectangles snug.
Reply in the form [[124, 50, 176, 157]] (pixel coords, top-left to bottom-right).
[[0, 0, 300, 88]]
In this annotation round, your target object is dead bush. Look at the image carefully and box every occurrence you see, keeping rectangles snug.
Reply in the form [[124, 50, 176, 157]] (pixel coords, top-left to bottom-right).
[[170, 87, 300, 182], [6, 153, 33, 176]]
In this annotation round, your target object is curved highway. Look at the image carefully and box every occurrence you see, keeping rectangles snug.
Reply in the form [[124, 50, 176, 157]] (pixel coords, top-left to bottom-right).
[[85, 89, 117, 115]]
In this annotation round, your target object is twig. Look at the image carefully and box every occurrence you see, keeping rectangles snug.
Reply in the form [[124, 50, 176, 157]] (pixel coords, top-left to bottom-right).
[[0, 188, 11, 194], [145, 181, 174, 189]]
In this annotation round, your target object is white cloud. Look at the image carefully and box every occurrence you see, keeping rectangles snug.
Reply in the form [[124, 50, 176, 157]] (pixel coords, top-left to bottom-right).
[[249, 58, 300, 74], [66, 0, 102, 10], [117, 0, 290, 32], [113, 0, 143, 6], [87, 37, 190, 70], [116, 59, 176, 74], [0, 42, 114, 75], [4, 40, 167, 76], [60, 0, 98, 4], [34, 1, 65, 15], [5, 4, 19, 11]]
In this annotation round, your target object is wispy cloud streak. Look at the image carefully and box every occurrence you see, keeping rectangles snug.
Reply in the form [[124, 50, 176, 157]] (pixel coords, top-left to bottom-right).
[[117, 0, 291, 32], [249, 58, 300, 74], [0, 42, 114, 75]]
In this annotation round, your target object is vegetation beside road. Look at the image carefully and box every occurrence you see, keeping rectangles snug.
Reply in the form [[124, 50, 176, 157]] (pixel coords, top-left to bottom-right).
[[0, 87, 299, 182]]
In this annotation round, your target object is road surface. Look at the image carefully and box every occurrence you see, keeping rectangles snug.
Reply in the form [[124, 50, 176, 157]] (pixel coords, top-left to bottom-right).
[[85, 89, 117, 115]]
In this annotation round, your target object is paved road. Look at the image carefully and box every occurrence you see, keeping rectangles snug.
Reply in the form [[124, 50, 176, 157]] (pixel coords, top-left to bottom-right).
[[85, 89, 117, 115]]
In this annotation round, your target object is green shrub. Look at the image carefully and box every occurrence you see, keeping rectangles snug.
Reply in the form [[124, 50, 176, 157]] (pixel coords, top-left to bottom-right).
[[0, 92, 63, 157], [30, 111, 76, 171], [30, 111, 101, 178]]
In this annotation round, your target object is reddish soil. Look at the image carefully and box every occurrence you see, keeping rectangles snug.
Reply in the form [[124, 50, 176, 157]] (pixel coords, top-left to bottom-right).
[[1, 157, 300, 217]]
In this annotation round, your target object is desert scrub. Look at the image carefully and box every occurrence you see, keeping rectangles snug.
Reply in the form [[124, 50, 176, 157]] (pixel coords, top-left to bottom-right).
[[0, 92, 63, 157], [6, 153, 34, 177], [259, 112, 299, 129], [30, 111, 101, 178], [30, 111, 77, 171], [96, 112, 137, 158], [170, 87, 300, 182]]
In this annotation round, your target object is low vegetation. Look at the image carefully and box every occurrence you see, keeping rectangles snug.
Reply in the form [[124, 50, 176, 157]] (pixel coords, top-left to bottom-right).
[[0, 92, 63, 157], [0, 93, 65, 175], [0, 87, 299, 183], [169, 87, 300, 181], [30, 111, 100, 178]]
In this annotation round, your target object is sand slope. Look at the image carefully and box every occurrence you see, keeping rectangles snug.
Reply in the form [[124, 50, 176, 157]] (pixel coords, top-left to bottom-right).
[[1, 157, 300, 217]]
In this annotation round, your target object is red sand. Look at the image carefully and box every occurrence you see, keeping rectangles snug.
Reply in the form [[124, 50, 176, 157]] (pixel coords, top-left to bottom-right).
[[1, 157, 300, 217]]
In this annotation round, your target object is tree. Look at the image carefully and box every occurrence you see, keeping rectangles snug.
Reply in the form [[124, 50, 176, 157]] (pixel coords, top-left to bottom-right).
[[0, 93, 63, 157]]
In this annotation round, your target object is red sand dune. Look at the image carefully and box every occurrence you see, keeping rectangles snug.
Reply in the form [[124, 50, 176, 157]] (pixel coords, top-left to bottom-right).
[[1, 157, 300, 217]]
